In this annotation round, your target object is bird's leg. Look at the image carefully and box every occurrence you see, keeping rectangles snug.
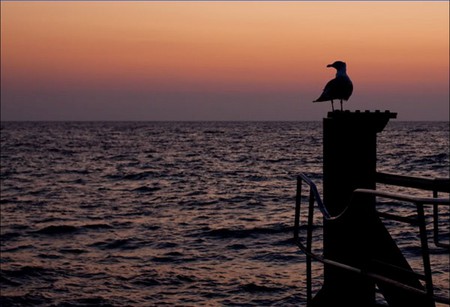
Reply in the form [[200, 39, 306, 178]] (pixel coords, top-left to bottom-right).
[[331, 100, 335, 111], [340, 100, 343, 111]]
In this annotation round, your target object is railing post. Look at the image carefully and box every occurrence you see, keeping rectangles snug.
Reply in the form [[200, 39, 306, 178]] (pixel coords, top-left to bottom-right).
[[306, 189, 315, 306], [416, 203, 436, 306], [294, 176, 302, 240]]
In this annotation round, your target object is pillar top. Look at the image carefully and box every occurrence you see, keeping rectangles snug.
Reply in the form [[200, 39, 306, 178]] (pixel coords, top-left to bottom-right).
[[327, 110, 397, 119], [325, 110, 397, 133]]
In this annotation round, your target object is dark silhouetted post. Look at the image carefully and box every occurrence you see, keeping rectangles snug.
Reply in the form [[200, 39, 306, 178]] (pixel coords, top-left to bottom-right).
[[311, 111, 434, 307]]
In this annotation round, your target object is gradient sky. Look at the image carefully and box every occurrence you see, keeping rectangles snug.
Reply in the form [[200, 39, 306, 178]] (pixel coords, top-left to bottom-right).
[[1, 1, 449, 121]]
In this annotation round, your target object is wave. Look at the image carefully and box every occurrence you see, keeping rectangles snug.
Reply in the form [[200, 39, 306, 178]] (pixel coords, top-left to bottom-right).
[[202, 223, 294, 239], [0, 293, 53, 307], [1, 265, 59, 280], [82, 223, 113, 230], [227, 243, 248, 250], [58, 248, 87, 254], [33, 225, 79, 235], [0, 232, 21, 241], [132, 186, 161, 193], [105, 170, 158, 181], [57, 297, 114, 307], [251, 252, 300, 263], [0, 275, 21, 287], [131, 276, 161, 287], [412, 153, 449, 166], [33, 223, 113, 236], [239, 282, 284, 293], [89, 237, 148, 250], [203, 130, 225, 134]]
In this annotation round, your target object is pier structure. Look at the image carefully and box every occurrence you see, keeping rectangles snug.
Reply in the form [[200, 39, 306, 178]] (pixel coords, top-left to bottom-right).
[[293, 110, 450, 306], [316, 110, 398, 306]]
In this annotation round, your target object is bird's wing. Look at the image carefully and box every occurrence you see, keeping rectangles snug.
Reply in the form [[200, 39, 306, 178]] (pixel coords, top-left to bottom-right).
[[323, 79, 337, 96], [335, 76, 353, 100], [314, 79, 338, 102], [325, 77, 353, 100]]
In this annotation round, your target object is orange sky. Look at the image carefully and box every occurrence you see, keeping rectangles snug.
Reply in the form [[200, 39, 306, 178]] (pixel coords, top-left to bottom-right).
[[1, 2, 449, 120]]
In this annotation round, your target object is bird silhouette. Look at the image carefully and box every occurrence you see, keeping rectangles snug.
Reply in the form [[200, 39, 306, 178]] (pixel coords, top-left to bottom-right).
[[313, 61, 353, 111]]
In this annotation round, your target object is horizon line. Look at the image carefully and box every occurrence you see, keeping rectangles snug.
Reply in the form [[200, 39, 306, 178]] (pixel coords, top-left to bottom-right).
[[2, 119, 449, 123]]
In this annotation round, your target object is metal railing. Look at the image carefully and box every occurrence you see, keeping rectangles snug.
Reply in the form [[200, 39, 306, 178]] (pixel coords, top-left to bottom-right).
[[294, 172, 450, 306], [376, 172, 450, 249]]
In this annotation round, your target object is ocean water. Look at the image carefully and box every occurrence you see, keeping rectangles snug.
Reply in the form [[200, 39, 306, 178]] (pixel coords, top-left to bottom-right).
[[0, 121, 448, 306]]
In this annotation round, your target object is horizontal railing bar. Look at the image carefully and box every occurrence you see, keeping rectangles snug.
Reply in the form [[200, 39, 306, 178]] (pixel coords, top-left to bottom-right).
[[435, 241, 450, 249], [295, 238, 449, 305], [376, 172, 450, 193], [353, 189, 450, 206], [295, 239, 428, 297]]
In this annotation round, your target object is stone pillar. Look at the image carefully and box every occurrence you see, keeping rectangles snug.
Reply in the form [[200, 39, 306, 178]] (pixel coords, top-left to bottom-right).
[[313, 111, 397, 306], [312, 110, 434, 306]]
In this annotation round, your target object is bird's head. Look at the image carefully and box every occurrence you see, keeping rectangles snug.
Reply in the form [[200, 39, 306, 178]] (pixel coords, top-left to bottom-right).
[[327, 61, 347, 70]]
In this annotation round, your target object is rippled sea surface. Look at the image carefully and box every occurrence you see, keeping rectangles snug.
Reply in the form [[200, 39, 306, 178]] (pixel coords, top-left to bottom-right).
[[1, 121, 449, 306]]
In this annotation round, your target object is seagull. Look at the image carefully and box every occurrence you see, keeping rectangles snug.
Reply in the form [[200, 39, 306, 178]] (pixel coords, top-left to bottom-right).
[[313, 61, 353, 111]]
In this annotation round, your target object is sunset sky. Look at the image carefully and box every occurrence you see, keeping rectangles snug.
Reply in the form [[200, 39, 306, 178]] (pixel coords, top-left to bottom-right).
[[1, 1, 449, 121]]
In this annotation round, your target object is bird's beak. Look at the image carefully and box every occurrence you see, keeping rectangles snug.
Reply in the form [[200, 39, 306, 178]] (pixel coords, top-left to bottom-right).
[[327, 64, 333, 68]]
